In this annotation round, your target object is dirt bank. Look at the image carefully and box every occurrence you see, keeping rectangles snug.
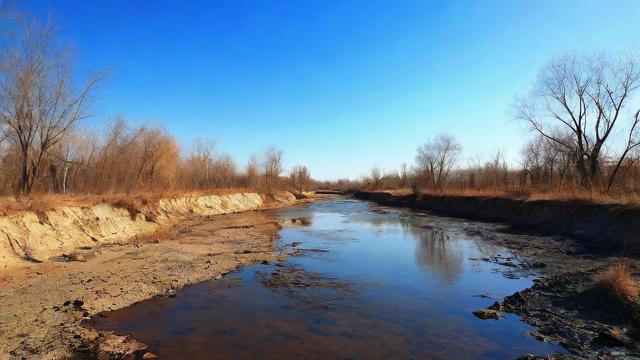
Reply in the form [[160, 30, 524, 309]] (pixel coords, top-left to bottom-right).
[[355, 191, 640, 358], [354, 191, 640, 257], [0, 191, 298, 359], [0, 191, 296, 269]]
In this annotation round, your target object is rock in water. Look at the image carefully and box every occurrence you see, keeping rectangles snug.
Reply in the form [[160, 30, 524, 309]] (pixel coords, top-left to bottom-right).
[[472, 308, 503, 320]]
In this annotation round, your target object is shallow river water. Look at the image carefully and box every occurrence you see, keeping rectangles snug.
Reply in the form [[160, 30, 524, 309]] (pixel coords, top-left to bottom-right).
[[91, 198, 565, 359]]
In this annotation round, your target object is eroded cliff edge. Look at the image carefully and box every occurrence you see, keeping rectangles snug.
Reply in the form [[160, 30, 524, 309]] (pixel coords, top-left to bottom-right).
[[0, 191, 296, 268], [0, 191, 298, 359]]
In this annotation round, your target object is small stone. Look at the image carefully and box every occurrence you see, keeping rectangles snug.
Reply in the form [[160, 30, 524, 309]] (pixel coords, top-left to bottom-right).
[[472, 308, 503, 320], [143, 352, 159, 359]]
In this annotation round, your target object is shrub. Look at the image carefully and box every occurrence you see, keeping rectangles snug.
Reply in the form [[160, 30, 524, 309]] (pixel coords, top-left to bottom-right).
[[595, 261, 638, 300]]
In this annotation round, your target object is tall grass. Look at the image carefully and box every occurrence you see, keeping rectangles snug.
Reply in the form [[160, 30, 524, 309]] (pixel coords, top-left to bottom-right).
[[595, 261, 638, 301]]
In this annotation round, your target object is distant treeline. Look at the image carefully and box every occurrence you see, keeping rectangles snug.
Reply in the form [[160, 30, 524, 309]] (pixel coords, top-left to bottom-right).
[[338, 51, 640, 202], [0, 9, 312, 196]]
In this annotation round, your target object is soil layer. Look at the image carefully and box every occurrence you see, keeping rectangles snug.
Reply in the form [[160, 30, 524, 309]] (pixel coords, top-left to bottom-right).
[[0, 210, 288, 359]]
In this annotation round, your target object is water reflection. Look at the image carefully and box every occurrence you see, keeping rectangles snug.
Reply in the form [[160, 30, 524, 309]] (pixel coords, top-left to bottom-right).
[[354, 208, 465, 282], [411, 226, 463, 282], [90, 198, 565, 359]]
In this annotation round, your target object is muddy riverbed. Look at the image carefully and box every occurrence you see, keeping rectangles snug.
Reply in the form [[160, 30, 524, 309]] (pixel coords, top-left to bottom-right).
[[89, 198, 577, 359]]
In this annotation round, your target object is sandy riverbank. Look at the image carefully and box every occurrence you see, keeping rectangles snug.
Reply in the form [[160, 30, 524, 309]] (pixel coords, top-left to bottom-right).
[[0, 192, 304, 359]]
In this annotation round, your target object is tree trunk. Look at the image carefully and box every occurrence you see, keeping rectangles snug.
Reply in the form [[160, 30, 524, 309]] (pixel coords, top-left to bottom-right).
[[62, 164, 69, 194]]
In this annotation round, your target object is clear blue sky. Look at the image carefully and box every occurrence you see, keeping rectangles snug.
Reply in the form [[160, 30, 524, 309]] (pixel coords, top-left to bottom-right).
[[16, 0, 640, 180]]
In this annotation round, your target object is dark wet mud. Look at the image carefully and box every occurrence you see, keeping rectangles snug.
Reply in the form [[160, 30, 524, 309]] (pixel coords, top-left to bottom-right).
[[90, 198, 567, 359]]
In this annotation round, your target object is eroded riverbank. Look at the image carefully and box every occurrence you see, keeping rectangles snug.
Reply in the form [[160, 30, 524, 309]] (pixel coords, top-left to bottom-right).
[[89, 198, 570, 359], [0, 195, 300, 359], [4, 195, 638, 359]]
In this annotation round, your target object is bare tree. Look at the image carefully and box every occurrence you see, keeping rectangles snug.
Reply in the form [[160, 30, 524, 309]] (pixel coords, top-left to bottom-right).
[[368, 166, 382, 190], [211, 153, 237, 188], [416, 134, 462, 191], [399, 162, 408, 188], [263, 146, 283, 192], [182, 138, 215, 189], [516, 52, 640, 188], [607, 110, 640, 191], [0, 20, 101, 194], [245, 153, 259, 189], [290, 165, 311, 193]]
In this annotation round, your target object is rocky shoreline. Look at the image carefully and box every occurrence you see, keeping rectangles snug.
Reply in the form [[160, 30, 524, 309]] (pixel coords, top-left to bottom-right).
[[354, 191, 640, 359]]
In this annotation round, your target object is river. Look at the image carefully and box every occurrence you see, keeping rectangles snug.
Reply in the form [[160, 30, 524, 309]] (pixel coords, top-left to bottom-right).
[[90, 197, 565, 359]]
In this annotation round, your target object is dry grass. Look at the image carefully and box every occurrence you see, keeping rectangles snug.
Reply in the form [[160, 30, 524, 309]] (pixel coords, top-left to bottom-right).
[[0, 187, 262, 215], [595, 261, 638, 301], [110, 198, 144, 220], [381, 187, 640, 207]]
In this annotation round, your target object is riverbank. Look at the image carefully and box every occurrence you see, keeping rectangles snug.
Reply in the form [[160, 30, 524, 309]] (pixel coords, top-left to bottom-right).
[[85, 197, 568, 359], [354, 191, 640, 257], [0, 191, 300, 359], [354, 190, 640, 358], [0, 191, 297, 269]]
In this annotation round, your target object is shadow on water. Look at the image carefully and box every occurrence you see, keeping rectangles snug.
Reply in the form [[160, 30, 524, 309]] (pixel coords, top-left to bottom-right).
[[89, 198, 566, 359]]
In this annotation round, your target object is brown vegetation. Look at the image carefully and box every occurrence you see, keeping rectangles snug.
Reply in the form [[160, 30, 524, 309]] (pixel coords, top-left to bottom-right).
[[595, 261, 638, 300], [0, 13, 314, 200], [349, 51, 640, 205]]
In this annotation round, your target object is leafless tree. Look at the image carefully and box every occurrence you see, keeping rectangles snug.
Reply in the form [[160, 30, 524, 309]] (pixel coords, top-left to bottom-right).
[[607, 110, 640, 191], [367, 166, 383, 190], [416, 134, 462, 191], [516, 52, 640, 188], [182, 138, 215, 189], [245, 153, 259, 189], [0, 19, 101, 194], [290, 165, 311, 193], [211, 153, 237, 188], [263, 146, 283, 192], [399, 162, 408, 188]]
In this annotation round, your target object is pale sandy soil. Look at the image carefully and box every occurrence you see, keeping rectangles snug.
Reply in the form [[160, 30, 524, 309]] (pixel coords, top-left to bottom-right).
[[0, 210, 288, 359]]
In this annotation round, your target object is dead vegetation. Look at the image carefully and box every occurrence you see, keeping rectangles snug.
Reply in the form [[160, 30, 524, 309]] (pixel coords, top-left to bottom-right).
[[331, 50, 640, 206], [595, 261, 638, 301], [0, 11, 314, 201], [0, 188, 264, 215], [344, 53, 640, 205]]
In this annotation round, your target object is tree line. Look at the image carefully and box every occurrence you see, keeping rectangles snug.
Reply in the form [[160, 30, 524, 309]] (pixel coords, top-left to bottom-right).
[[0, 12, 313, 196], [357, 51, 640, 200]]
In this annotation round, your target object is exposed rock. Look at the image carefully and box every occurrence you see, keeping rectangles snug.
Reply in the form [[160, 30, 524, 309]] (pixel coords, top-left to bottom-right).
[[592, 327, 633, 347], [97, 334, 147, 360], [515, 353, 573, 360], [472, 308, 503, 320]]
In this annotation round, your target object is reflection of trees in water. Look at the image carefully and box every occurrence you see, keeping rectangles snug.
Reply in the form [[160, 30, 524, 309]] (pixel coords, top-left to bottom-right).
[[400, 222, 463, 282], [356, 210, 464, 282]]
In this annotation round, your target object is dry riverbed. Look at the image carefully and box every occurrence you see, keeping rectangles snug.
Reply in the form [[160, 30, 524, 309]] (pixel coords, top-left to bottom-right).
[[0, 210, 289, 359]]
